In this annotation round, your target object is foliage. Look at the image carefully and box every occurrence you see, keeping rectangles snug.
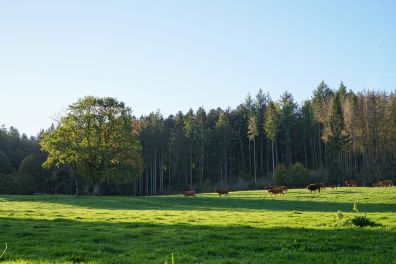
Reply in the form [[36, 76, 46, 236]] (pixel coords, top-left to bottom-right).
[[273, 163, 309, 187], [351, 215, 379, 227], [1, 85, 396, 195], [286, 163, 309, 187], [39, 96, 143, 194], [273, 163, 288, 185], [353, 203, 359, 213]]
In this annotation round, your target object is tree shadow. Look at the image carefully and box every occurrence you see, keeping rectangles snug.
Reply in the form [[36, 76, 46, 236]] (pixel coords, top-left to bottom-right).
[[0, 217, 395, 264], [1, 194, 395, 213]]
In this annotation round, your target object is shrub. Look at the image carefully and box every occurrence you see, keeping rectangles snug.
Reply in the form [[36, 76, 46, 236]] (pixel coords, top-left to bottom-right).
[[273, 163, 309, 187], [351, 215, 379, 227], [273, 164, 288, 185], [286, 163, 309, 187]]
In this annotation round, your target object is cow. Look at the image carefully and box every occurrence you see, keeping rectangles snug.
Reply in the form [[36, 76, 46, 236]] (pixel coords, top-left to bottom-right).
[[379, 180, 393, 187], [215, 188, 230, 197], [318, 183, 326, 191], [345, 180, 357, 187], [307, 183, 321, 193], [277, 186, 288, 193], [181, 191, 196, 197], [327, 184, 338, 189], [268, 187, 284, 197], [264, 185, 287, 192]]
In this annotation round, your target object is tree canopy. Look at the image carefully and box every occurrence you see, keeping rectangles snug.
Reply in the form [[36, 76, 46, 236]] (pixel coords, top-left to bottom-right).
[[40, 96, 143, 194]]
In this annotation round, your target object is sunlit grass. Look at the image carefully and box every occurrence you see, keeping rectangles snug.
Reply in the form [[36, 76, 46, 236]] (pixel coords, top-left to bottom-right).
[[0, 187, 395, 263]]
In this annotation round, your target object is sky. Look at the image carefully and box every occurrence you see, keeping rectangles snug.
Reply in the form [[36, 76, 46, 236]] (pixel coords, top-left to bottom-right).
[[1, 0, 396, 137]]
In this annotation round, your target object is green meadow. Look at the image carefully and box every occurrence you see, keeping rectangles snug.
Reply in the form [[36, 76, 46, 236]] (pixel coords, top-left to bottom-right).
[[0, 187, 395, 263]]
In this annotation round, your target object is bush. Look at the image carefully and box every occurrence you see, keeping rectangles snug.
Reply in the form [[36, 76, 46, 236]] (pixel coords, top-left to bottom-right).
[[286, 163, 309, 187], [273, 164, 288, 185], [351, 215, 379, 227], [273, 163, 309, 187]]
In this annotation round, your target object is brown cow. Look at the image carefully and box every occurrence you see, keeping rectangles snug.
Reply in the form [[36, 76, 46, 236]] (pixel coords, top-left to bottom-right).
[[379, 180, 394, 187], [277, 186, 288, 193], [181, 191, 196, 197], [307, 183, 321, 193], [327, 184, 338, 189], [215, 188, 230, 197], [345, 180, 357, 187], [268, 187, 284, 197], [264, 185, 287, 193], [319, 183, 326, 191]]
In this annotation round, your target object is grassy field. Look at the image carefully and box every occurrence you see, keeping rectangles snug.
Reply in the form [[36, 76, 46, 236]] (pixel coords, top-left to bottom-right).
[[0, 187, 395, 264]]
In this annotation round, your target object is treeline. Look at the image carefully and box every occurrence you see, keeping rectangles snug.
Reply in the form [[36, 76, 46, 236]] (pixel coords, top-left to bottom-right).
[[1, 82, 395, 195]]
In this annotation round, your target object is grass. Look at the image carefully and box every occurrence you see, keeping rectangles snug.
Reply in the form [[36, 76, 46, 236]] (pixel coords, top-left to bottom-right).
[[0, 187, 395, 263]]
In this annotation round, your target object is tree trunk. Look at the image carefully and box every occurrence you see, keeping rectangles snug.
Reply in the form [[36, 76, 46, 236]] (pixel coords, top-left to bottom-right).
[[272, 141, 275, 176], [260, 136, 264, 173], [92, 184, 101, 195], [254, 138, 257, 183], [249, 140, 252, 178], [190, 145, 193, 190]]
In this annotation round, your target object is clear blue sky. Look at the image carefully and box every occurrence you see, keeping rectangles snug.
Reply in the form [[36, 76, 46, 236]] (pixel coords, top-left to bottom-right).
[[1, 0, 396, 136]]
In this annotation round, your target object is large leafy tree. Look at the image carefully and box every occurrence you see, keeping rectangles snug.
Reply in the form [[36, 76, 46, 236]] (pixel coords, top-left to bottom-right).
[[40, 96, 143, 194]]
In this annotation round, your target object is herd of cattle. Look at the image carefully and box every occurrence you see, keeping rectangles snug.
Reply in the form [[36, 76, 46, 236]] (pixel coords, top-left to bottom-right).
[[180, 179, 394, 197]]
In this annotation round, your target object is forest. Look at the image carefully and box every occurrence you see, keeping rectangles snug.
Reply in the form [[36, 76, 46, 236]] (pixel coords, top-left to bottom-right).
[[1, 81, 395, 195]]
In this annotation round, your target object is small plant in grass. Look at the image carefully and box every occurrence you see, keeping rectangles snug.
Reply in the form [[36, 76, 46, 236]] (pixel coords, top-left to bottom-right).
[[348, 203, 381, 227], [335, 210, 346, 226], [0, 243, 7, 259], [351, 215, 380, 227], [165, 253, 174, 264], [336, 210, 344, 220]]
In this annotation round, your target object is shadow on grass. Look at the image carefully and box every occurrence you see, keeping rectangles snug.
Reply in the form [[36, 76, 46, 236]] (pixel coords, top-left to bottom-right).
[[1, 194, 395, 213], [0, 217, 395, 264]]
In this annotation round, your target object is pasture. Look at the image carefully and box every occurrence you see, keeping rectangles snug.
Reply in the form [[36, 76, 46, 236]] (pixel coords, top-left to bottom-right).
[[0, 187, 395, 263]]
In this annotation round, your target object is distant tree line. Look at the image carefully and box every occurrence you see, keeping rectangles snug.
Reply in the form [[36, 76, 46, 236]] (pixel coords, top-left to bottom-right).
[[1, 82, 395, 195]]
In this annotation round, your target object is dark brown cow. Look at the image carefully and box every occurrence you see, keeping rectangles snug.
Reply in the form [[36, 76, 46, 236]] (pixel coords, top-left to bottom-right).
[[181, 191, 196, 197], [307, 183, 321, 193], [379, 180, 393, 187], [215, 188, 230, 197], [264, 185, 287, 192], [268, 187, 284, 197], [327, 184, 338, 189], [345, 180, 357, 187], [318, 183, 326, 191]]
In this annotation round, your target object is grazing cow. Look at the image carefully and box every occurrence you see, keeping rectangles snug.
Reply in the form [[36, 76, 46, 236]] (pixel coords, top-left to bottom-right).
[[181, 191, 196, 197], [327, 184, 338, 189], [345, 180, 357, 187], [307, 183, 321, 193], [319, 183, 326, 191], [268, 187, 284, 197], [264, 185, 288, 192], [277, 186, 288, 193], [215, 188, 230, 197], [379, 180, 393, 187]]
